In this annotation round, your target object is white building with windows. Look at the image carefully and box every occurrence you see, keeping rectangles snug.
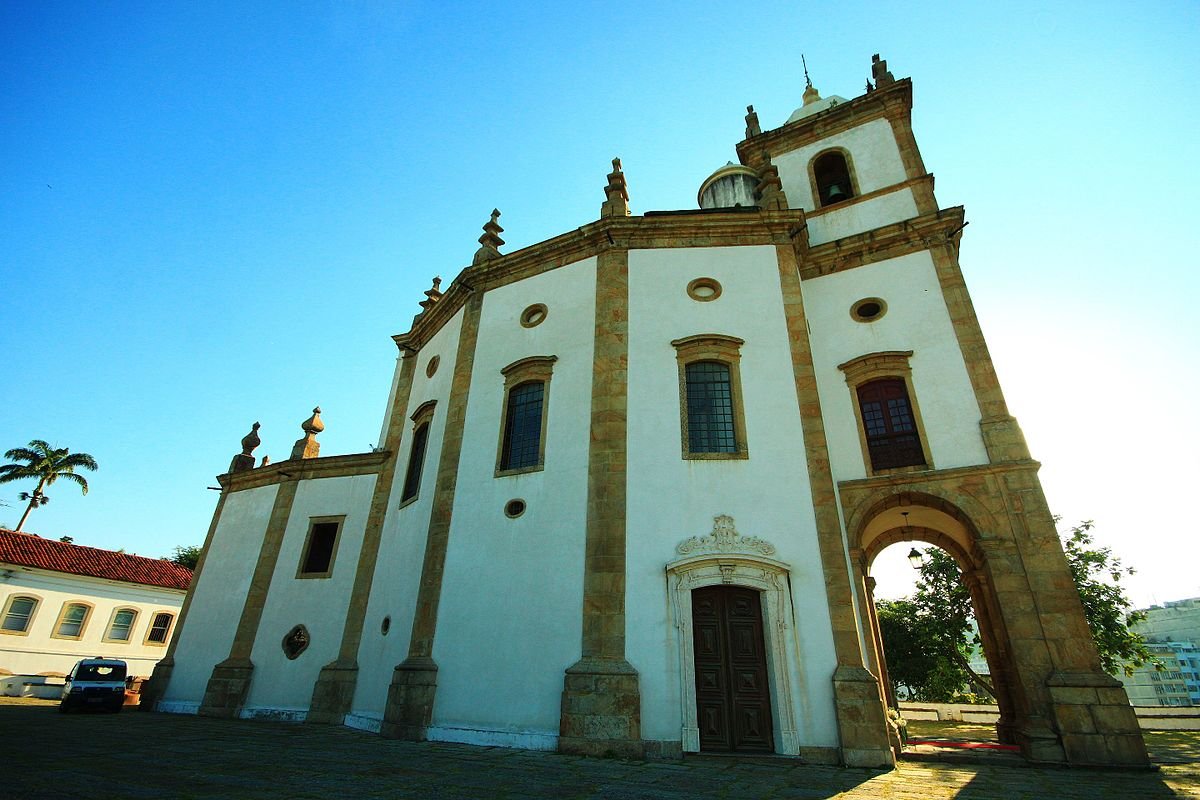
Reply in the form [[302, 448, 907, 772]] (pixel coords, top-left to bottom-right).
[[0, 528, 191, 681], [147, 57, 1148, 768], [1119, 643, 1194, 708]]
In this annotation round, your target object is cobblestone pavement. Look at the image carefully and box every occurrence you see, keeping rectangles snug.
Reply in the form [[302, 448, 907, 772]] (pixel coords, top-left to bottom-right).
[[5, 700, 1198, 799]]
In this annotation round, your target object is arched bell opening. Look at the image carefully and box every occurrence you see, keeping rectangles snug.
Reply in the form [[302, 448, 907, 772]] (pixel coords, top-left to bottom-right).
[[851, 497, 1025, 751]]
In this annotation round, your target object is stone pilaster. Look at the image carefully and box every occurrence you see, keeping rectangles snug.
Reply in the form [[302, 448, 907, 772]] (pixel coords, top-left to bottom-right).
[[308, 349, 420, 725], [774, 241, 893, 768], [558, 246, 641, 758], [381, 292, 484, 740], [927, 244, 1032, 464], [199, 479, 299, 718]]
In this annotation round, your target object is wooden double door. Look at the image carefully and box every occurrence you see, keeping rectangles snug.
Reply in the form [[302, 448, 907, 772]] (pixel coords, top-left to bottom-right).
[[692, 585, 775, 752]]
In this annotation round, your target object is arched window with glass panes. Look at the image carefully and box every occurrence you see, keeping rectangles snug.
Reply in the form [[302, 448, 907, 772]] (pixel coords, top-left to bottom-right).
[[496, 356, 556, 476], [856, 378, 925, 470]]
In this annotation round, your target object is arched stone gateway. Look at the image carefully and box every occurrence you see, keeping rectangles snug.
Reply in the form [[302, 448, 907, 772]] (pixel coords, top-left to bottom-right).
[[839, 479, 1149, 766]]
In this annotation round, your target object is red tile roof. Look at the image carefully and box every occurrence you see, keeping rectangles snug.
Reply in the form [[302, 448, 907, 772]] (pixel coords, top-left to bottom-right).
[[0, 529, 193, 590]]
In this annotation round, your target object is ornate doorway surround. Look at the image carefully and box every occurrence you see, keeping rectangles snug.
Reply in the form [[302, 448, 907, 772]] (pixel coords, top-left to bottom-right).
[[666, 515, 800, 755]]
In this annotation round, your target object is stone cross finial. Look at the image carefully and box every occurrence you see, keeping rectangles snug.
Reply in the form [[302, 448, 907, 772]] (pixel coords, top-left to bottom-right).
[[418, 276, 443, 311], [472, 210, 505, 265], [871, 54, 895, 87], [601, 157, 630, 218], [744, 105, 761, 138], [228, 422, 261, 474], [290, 407, 324, 460]]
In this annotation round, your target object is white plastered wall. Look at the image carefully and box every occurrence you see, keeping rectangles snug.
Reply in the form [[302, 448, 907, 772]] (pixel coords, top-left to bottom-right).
[[242, 474, 376, 716], [0, 570, 184, 678], [351, 305, 465, 724], [426, 256, 596, 750], [625, 245, 841, 750], [772, 117, 917, 245], [162, 484, 279, 709], [802, 250, 989, 484]]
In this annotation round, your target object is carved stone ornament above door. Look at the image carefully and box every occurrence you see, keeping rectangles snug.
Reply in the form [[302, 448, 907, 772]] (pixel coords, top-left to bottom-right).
[[676, 514, 777, 557]]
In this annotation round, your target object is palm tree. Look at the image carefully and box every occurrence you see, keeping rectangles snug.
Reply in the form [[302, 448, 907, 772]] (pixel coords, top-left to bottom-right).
[[0, 440, 98, 532]]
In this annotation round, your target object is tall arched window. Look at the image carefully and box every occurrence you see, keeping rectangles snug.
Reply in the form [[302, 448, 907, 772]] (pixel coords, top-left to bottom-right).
[[501, 381, 545, 470], [672, 334, 748, 460], [495, 356, 557, 476], [685, 362, 737, 453], [812, 150, 855, 207], [401, 401, 436, 504], [839, 350, 932, 475]]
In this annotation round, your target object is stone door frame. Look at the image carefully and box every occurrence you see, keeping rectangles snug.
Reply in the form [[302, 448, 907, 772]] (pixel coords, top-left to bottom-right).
[[666, 524, 800, 755]]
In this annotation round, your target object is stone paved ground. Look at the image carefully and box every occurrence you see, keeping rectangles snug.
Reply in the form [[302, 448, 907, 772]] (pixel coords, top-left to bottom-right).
[[4, 699, 1198, 799]]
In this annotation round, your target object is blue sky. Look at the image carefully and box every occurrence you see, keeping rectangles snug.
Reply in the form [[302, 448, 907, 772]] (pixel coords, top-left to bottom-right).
[[2, 1, 1197, 606]]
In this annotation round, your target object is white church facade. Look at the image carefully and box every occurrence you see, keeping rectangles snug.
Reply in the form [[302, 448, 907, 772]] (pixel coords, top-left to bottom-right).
[[145, 56, 1148, 768]]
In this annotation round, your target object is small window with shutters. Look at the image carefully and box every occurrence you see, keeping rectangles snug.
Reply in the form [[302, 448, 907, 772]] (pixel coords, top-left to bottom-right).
[[52, 602, 92, 640], [145, 612, 174, 645], [103, 607, 139, 643], [1, 595, 40, 635]]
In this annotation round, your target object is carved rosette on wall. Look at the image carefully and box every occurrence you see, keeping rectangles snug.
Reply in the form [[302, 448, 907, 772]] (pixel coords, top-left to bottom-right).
[[282, 624, 310, 660], [665, 515, 800, 755]]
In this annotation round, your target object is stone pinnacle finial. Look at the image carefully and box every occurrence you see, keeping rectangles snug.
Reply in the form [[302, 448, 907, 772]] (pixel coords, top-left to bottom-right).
[[601, 157, 630, 218], [745, 105, 761, 138], [871, 53, 895, 87], [418, 276, 443, 311], [472, 209, 505, 265], [228, 422, 261, 474], [291, 407, 324, 460], [241, 422, 261, 456], [755, 158, 788, 211]]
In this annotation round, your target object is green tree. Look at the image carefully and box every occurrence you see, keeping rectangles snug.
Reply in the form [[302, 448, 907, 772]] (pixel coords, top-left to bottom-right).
[[1061, 520, 1154, 676], [910, 548, 996, 699], [876, 598, 975, 702], [880, 520, 1154, 702], [0, 440, 98, 532], [168, 544, 202, 570]]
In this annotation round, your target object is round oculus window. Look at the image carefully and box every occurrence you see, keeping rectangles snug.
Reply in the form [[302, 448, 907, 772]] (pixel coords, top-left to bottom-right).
[[850, 297, 887, 323], [687, 277, 722, 302], [426, 355, 440, 378], [520, 304, 548, 328], [504, 499, 527, 518], [381, 615, 391, 635]]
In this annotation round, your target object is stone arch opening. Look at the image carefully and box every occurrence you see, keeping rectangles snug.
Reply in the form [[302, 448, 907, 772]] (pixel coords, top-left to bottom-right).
[[851, 492, 1024, 749]]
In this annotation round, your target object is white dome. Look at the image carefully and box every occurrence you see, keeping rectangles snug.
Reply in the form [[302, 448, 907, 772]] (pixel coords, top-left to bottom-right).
[[786, 94, 849, 124]]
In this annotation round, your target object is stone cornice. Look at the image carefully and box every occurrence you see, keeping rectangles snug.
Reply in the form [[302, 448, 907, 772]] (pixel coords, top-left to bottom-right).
[[218, 450, 390, 493], [391, 209, 811, 352], [836, 459, 1042, 495], [800, 205, 966, 280], [736, 79, 913, 168]]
